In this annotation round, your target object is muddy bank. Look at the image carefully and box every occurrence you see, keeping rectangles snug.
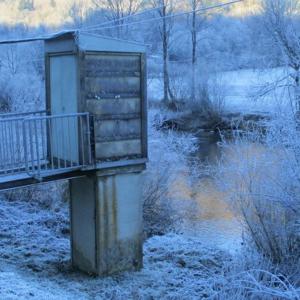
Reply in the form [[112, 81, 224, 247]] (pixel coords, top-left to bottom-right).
[[159, 111, 270, 132]]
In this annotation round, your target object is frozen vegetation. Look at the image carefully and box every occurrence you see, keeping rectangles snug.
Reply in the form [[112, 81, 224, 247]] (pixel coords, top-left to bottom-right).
[[1, 0, 300, 299], [0, 110, 299, 299]]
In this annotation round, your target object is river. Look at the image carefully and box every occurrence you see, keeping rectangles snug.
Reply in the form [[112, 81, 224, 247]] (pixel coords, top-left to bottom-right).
[[169, 131, 243, 254]]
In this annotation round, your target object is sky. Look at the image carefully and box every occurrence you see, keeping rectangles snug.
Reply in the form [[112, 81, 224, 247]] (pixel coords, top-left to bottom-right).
[[0, 0, 261, 28]]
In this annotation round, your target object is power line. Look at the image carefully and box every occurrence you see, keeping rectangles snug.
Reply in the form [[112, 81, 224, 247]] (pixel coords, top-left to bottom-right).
[[81, 0, 243, 33], [0, 5, 166, 44], [0, 5, 167, 45], [81, 5, 165, 31], [0, 0, 243, 45]]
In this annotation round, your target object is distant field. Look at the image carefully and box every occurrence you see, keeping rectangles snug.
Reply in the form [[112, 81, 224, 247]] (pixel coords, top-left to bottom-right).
[[148, 67, 293, 114]]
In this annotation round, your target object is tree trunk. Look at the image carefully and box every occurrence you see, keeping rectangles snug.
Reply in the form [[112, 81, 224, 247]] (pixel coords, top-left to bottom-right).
[[191, 1, 197, 102], [162, 4, 169, 103], [295, 71, 300, 115]]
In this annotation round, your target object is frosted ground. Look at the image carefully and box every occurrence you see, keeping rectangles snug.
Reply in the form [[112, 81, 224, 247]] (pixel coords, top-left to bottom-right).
[[0, 189, 232, 299], [149, 67, 293, 114]]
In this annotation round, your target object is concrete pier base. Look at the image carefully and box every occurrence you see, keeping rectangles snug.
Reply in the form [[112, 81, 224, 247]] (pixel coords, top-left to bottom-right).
[[69, 165, 144, 275]]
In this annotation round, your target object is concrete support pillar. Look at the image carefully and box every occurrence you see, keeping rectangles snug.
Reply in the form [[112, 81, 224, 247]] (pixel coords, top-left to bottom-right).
[[69, 165, 144, 275]]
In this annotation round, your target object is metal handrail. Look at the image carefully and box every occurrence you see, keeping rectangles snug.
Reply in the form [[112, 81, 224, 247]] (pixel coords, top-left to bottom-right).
[[0, 112, 93, 180], [0, 110, 46, 119]]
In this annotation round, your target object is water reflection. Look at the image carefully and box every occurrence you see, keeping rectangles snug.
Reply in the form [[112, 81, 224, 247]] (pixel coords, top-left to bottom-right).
[[193, 131, 222, 164], [170, 131, 243, 253]]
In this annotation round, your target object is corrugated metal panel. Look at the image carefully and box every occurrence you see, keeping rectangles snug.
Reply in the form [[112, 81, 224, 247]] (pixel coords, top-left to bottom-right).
[[83, 52, 144, 161]]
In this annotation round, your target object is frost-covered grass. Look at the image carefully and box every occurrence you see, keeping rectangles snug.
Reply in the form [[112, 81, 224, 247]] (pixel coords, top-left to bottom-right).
[[209, 254, 300, 300], [0, 183, 70, 274], [0, 187, 298, 299], [0, 186, 232, 299], [216, 67, 293, 114]]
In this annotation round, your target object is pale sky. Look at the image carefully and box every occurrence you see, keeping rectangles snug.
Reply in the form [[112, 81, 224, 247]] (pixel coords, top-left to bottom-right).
[[0, 0, 261, 28]]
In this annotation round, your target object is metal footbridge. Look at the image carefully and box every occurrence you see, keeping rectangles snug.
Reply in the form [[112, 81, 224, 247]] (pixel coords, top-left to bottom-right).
[[0, 111, 94, 190]]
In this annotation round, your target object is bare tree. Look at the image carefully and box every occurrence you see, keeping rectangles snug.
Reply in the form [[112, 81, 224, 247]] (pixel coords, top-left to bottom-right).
[[151, 0, 176, 105], [92, 0, 144, 37], [186, 0, 208, 101], [262, 0, 300, 111], [5, 46, 19, 75], [69, 0, 87, 28], [18, 0, 35, 11]]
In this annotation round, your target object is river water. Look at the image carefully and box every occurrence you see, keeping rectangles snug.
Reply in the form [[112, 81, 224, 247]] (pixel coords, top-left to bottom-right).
[[170, 131, 243, 254]]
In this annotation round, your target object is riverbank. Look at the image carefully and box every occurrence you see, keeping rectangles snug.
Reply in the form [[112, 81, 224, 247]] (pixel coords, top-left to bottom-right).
[[158, 110, 270, 133]]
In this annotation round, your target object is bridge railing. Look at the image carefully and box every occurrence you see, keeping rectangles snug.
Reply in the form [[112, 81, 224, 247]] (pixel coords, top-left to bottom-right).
[[0, 112, 93, 179], [0, 110, 46, 119]]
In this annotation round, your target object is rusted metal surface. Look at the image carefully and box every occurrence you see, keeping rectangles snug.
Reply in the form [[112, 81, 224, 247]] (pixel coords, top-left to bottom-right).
[[82, 52, 146, 162], [94, 118, 141, 142], [85, 77, 141, 99], [85, 54, 141, 76], [95, 139, 142, 159], [86, 98, 141, 116]]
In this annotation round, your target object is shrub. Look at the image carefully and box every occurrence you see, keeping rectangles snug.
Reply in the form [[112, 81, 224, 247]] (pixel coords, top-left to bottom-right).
[[143, 112, 197, 238], [0, 79, 12, 113], [190, 75, 227, 117], [210, 254, 300, 299], [3, 181, 69, 211], [0, 90, 12, 113], [215, 115, 300, 277], [167, 66, 227, 118]]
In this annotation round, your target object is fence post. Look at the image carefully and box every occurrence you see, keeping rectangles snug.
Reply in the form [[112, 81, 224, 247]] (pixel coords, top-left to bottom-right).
[[22, 120, 30, 175]]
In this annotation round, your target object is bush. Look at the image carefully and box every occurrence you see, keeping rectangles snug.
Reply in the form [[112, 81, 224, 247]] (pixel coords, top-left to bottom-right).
[[190, 75, 227, 117], [143, 162, 175, 237], [210, 254, 300, 299], [143, 112, 197, 238], [215, 115, 300, 278], [3, 181, 69, 211], [0, 77, 13, 113], [167, 66, 227, 118], [0, 89, 12, 113]]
